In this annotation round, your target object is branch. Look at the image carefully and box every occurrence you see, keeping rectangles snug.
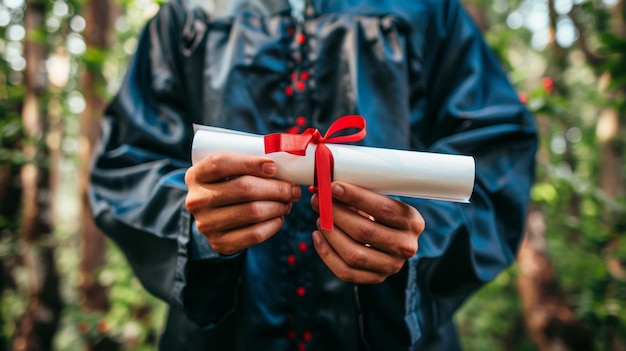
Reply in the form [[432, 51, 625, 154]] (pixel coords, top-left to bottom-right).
[[570, 5, 607, 67]]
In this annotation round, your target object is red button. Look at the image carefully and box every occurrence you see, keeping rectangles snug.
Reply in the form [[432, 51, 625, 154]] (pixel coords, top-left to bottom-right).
[[287, 255, 296, 265], [288, 330, 296, 339], [300, 71, 309, 81], [298, 242, 308, 253], [296, 286, 306, 297], [287, 27, 295, 36], [295, 81, 306, 92], [303, 331, 312, 342], [285, 86, 294, 96], [296, 34, 306, 44], [298, 343, 306, 351], [291, 73, 298, 81], [296, 116, 307, 126]]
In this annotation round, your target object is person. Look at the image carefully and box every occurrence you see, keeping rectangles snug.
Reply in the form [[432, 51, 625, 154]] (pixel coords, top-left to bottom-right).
[[88, 0, 538, 350]]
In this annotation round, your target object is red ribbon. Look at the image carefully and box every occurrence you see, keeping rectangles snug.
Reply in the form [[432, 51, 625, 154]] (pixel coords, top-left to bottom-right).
[[264, 115, 366, 230]]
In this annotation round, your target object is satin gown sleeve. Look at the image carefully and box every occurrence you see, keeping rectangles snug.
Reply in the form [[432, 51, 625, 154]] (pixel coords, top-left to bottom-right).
[[88, 1, 244, 328], [356, 1, 537, 349]]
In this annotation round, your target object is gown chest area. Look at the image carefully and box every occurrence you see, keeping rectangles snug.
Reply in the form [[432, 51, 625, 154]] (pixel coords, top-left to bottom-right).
[[182, 9, 424, 149]]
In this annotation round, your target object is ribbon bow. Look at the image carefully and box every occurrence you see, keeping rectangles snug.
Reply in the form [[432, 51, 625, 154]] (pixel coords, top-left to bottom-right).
[[264, 115, 366, 230]]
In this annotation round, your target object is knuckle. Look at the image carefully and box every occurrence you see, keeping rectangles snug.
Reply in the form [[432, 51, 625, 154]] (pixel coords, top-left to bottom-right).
[[378, 200, 396, 219], [408, 210, 426, 234], [206, 153, 236, 179], [186, 191, 216, 211], [235, 176, 255, 197], [185, 193, 202, 212], [184, 194, 195, 211], [246, 227, 268, 246], [194, 219, 213, 235], [355, 222, 377, 244], [244, 202, 267, 222], [277, 183, 291, 201], [209, 152, 227, 164], [184, 167, 195, 185], [274, 216, 286, 229], [205, 155, 222, 175], [398, 240, 418, 258], [335, 267, 357, 283], [346, 249, 369, 268], [247, 229, 264, 246]]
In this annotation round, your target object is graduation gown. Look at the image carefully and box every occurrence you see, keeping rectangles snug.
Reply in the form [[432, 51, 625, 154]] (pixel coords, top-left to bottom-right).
[[89, 0, 538, 349]]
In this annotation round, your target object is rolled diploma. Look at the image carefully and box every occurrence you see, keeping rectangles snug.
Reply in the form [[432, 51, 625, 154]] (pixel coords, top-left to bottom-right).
[[192, 126, 475, 203]]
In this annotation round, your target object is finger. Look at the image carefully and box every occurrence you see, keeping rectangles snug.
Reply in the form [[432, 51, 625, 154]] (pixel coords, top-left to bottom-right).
[[187, 152, 278, 183], [311, 193, 371, 221], [186, 176, 301, 211], [210, 176, 301, 206], [310, 193, 401, 253], [195, 200, 292, 233], [315, 223, 405, 277], [311, 194, 417, 259], [330, 181, 425, 232], [312, 230, 387, 284], [330, 202, 418, 259], [209, 217, 285, 255]]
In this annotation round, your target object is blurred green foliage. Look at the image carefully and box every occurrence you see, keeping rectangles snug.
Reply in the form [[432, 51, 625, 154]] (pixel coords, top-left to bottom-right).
[[0, 0, 167, 349], [1, 0, 626, 350], [456, 1, 626, 350]]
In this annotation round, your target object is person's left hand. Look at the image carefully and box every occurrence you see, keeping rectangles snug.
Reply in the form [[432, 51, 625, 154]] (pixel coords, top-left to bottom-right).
[[310, 181, 424, 284]]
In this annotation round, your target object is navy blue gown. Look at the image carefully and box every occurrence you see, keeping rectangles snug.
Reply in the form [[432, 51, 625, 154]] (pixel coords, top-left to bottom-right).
[[89, 0, 538, 349]]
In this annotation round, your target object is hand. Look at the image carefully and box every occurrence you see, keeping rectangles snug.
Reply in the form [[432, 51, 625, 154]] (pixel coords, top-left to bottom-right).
[[311, 181, 424, 284], [185, 152, 301, 255]]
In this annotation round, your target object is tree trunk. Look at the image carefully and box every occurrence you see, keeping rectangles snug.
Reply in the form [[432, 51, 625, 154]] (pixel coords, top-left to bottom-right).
[[463, 2, 490, 32], [13, 1, 63, 350], [0, 163, 20, 351], [1, 40, 23, 351], [78, 0, 115, 313], [597, 2, 626, 349], [79, 1, 122, 350], [516, 210, 595, 351]]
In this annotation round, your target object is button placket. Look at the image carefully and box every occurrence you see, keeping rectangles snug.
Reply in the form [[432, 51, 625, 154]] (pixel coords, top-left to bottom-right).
[[283, 20, 316, 350], [284, 23, 311, 134], [287, 254, 296, 266], [298, 241, 308, 253]]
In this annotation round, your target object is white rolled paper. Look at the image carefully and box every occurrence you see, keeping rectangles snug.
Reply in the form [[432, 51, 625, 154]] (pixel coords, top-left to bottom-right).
[[192, 125, 475, 203]]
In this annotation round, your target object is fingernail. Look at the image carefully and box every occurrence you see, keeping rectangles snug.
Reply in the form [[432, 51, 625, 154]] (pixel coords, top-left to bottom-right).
[[310, 193, 318, 208], [262, 162, 277, 176], [292, 185, 301, 199], [332, 184, 344, 197], [312, 231, 322, 246]]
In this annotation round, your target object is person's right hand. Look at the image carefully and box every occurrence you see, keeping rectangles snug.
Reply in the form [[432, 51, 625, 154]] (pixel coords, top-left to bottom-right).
[[185, 152, 302, 255]]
